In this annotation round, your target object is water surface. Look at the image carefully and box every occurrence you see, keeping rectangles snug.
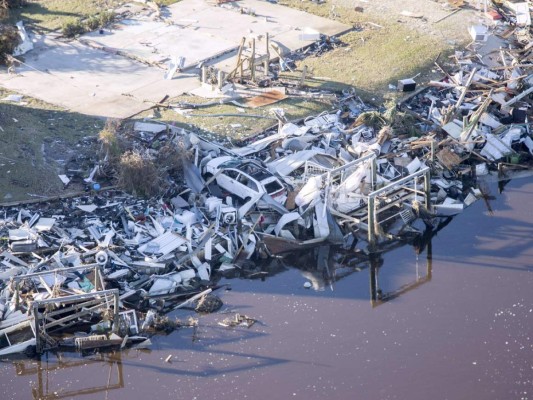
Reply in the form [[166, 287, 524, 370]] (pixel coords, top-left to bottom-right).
[[1, 176, 532, 400]]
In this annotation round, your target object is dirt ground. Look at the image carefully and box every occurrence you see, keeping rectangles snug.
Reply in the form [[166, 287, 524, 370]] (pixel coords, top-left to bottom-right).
[[0, 0, 485, 202]]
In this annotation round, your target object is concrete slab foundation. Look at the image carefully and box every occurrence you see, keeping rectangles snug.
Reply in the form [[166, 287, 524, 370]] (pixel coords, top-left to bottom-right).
[[0, 0, 350, 118]]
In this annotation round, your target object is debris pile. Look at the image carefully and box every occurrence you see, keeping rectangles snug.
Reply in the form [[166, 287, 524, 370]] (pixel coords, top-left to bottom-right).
[[402, 14, 533, 172], [1, 5, 532, 357]]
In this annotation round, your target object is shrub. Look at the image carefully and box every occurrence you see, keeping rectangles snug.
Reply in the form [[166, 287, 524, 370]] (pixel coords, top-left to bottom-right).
[[98, 11, 115, 27], [62, 19, 85, 38], [155, 138, 192, 179], [85, 11, 115, 32], [62, 11, 115, 37], [98, 119, 124, 160], [118, 151, 161, 198], [85, 16, 101, 31]]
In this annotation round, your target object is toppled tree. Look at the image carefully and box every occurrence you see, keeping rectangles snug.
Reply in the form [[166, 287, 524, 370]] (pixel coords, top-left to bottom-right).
[[352, 110, 386, 130], [1, 1, 28, 64], [0, 0, 25, 20], [351, 100, 420, 137], [1, 0, 24, 14], [0, 24, 19, 65], [97, 120, 194, 197], [117, 150, 161, 198], [1, 0, 25, 7]]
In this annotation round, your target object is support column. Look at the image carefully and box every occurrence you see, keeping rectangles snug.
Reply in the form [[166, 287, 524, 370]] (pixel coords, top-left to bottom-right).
[[370, 157, 377, 191], [217, 70, 225, 89], [299, 65, 308, 88], [369, 253, 380, 307], [201, 66, 207, 84], [250, 39, 256, 82], [264, 32, 270, 76]]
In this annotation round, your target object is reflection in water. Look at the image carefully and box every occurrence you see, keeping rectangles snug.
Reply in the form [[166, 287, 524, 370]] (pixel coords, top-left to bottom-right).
[[13, 351, 123, 400], [279, 245, 370, 291], [275, 217, 454, 307], [369, 217, 454, 306], [368, 217, 452, 306], [369, 243, 431, 307]]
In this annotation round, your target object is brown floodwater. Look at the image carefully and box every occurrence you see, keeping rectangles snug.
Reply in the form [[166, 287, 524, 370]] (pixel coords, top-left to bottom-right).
[[1, 175, 532, 400]]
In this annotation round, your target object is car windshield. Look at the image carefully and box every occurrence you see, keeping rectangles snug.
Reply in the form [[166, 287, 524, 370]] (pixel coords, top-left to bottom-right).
[[220, 159, 244, 169]]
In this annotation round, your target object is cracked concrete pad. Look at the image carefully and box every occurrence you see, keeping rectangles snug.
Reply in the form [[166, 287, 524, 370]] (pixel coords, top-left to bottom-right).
[[1, 37, 200, 118]]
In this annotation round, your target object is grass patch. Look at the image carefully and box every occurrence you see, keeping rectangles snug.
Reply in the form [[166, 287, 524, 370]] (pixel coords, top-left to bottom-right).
[[137, 95, 333, 142], [0, 88, 104, 201], [295, 25, 445, 102], [153, 0, 182, 5], [61, 10, 115, 37], [277, 0, 458, 102], [6, 0, 121, 32]]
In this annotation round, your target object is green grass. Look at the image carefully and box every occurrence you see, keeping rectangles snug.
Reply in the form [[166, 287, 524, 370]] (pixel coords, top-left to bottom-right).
[[277, 0, 454, 102], [136, 95, 332, 142], [4, 0, 183, 31], [5, 0, 121, 31], [0, 89, 104, 201], [297, 26, 445, 102], [154, 0, 182, 6]]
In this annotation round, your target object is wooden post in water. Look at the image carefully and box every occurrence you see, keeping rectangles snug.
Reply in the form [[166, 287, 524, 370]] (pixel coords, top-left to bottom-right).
[[423, 168, 431, 212], [427, 231, 433, 280], [367, 196, 376, 249], [32, 303, 40, 354], [369, 253, 380, 306]]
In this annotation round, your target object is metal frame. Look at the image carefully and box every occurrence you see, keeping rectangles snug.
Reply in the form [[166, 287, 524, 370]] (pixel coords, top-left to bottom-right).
[[367, 167, 431, 247], [12, 264, 105, 310], [32, 289, 120, 353]]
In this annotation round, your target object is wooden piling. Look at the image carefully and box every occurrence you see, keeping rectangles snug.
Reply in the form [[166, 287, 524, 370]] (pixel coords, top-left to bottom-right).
[[32, 303, 40, 354], [424, 168, 431, 212], [367, 197, 375, 248]]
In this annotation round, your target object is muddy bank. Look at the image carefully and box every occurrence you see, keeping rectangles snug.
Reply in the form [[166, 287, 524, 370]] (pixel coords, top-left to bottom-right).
[[1, 176, 532, 400]]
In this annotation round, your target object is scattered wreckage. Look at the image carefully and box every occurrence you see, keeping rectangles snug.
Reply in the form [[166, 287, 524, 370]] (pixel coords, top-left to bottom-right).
[[1, 6, 533, 358]]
